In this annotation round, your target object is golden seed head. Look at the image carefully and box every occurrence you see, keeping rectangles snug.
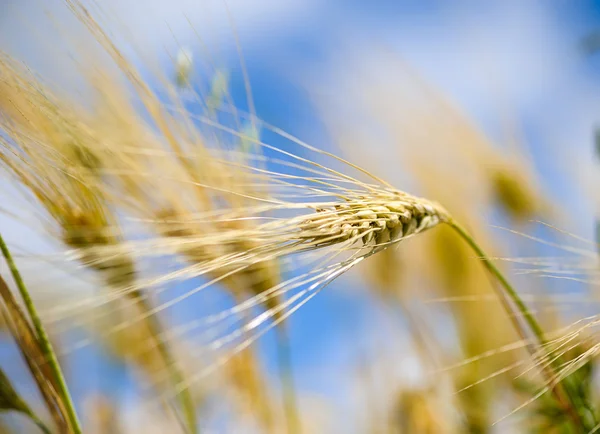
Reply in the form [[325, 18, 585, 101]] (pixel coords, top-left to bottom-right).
[[300, 191, 445, 248]]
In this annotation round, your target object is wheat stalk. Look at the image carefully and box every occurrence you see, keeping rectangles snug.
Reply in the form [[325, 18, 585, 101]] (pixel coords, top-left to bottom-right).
[[0, 237, 81, 433]]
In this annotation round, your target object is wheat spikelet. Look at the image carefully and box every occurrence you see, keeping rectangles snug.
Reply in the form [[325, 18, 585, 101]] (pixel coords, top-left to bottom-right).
[[296, 191, 445, 247]]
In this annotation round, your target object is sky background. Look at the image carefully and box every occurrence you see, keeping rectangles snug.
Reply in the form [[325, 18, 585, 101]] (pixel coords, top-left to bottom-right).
[[2, 1, 600, 433]]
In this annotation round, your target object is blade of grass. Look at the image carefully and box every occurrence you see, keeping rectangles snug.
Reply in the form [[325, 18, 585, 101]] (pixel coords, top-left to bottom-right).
[[0, 233, 82, 434], [0, 276, 68, 432], [0, 366, 53, 434]]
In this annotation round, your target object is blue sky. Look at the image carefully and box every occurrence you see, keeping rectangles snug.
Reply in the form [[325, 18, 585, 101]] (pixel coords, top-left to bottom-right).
[[2, 1, 600, 432]]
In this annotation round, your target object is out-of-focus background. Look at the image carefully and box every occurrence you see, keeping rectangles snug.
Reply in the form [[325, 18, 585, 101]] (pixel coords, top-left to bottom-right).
[[2, 1, 600, 433]]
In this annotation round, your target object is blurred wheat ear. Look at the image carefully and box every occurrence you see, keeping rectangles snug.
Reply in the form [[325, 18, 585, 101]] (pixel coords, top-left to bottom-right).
[[0, 54, 197, 433]]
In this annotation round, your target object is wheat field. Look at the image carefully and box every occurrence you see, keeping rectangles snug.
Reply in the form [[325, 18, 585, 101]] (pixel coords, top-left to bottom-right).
[[0, 1, 599, 433]]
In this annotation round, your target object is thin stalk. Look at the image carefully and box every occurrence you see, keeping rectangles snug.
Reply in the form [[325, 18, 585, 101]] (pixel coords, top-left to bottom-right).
[[274, 326, 301, 434], [0, 233, 82, 434], [446, 218, 588, 432], [134, 296, 198, 434]]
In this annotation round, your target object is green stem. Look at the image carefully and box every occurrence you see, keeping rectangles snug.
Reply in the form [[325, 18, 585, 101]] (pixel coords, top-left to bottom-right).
[[446, 218, 588, 432], [447, 219, 545, 342], [0, 234, 82, 434]]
